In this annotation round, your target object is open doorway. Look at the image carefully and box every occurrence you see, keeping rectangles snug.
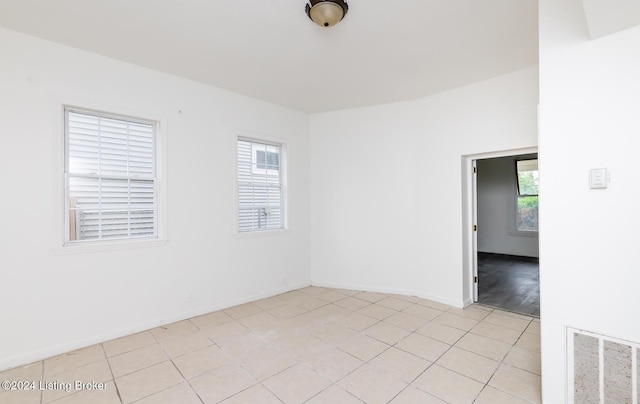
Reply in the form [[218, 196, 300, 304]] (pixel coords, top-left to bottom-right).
[[461, 147, 539, 317], [475, 154, 539, 316]]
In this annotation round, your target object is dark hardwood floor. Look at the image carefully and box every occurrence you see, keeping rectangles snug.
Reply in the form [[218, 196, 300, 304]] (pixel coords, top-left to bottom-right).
[[477, 252, 540, 317]]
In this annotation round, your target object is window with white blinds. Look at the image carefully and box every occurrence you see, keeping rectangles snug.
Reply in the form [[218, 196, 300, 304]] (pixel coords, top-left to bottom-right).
[[237, 138, 284, 232], [65, 108, 157, 243]]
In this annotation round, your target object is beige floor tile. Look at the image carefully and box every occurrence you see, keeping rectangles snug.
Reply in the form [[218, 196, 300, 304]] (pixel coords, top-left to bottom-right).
[[315, 290, 349, 303], [263, 364, 331, 404], [432, 312, 479, 331], [221, 384, 282, 404], [313, 303, 349, 320], [454, 333, 512, 361], [115, 361, 183, 404], [401, 304, 444, 321], [474, 385, 530, 404], [436, 347, 500, 384], [306, 385, 364, 403], [42, 360, 113, 403], [189, 310, 233, 330], [363, 322, 411, 345], [224, 302, 263, 319], [383, 312, 430, 331], [413, 365, 484, 404], [525, 320, 541, 335], [103, 331, 157, 357], [171, 345, 232, 379], [189, 364, 257, 403], [241, 347, 298, 381], [108, 343, 167, 377], [132, 382, 201, 404], [503, 346, 541, 375], [515, 332, 541, 352], [0, 388, 41, 404], [303, 346, 364, 382], [358, 304, 396, 320], [158, 333, 213, 358], [333, 312, 379, 332], [44, 384, 120, 404], [376, 297, 415, 311], [43, 344, 105, 378], [277, 290, 306, 302], [354, 291, 388, 303], [252, 296, 288, 310], [237, 312, 282, 332], [268, 304, 308, 319], [492, 309, 534, 321], [338, 363, 408, 404], [488, 364, 541, 403], [296, 296, 328, 311], [338, 334, 390, 362], [0, 362, 42, 382], [299, 286, 328, 296], [470, 322, 523, 345], [334, 297, 372, 311], [369, 347, 431, 383], [415, 299, 454, 311], [313, 323, 357, 345], [448, 306, 492, 320], [151, 320, 199, 339], [390, 386, 446, 403], [216, 333, 273, 363], [483, 312, 531, 331], [396, 333, 450, 362], [201, 321, 251, 343], [332, 288, 360, 296], [415, 322, 466, 345]]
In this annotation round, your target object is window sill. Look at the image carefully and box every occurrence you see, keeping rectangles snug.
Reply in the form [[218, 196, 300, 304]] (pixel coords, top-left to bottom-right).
[[234, 228, 289, 239], [52, 238, 168, 255], [508, 231, 539, 238]]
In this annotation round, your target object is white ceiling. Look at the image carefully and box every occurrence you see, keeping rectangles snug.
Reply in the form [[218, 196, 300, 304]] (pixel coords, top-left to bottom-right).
[[0, 0, 538, 112]]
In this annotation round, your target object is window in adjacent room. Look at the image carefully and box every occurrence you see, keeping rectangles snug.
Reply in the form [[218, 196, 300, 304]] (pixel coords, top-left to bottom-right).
[[237, 137, 284, 232], [64, 108, 158, 244], [516, 159, 539, 232]]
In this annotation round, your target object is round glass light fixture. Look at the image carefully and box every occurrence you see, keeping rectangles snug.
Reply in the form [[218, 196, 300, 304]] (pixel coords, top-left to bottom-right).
[[305, 0, 349, 27]]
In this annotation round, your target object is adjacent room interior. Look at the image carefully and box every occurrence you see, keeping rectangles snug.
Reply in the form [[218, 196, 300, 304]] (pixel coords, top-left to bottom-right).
[[1, 0, 639, 403], [476, 154, 540, 317]]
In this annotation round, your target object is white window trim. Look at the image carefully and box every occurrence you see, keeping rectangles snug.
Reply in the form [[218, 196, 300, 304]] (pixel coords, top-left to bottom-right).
[[52, 102, 168, 254], [233, 132, 288, 237]]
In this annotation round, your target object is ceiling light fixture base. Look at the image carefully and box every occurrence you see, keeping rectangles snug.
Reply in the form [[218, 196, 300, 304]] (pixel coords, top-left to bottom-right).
[[305, 0, 349, 28]]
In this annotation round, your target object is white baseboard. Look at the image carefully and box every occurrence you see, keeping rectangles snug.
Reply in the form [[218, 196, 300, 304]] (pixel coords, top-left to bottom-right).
[[311, 281, 464, 308]]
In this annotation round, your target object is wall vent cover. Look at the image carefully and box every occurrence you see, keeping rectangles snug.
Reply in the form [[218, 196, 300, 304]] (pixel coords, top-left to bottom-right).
[[568, 328, 639, 403]]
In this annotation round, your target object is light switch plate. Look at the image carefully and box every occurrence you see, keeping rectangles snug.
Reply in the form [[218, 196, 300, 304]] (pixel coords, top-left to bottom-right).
[[590, 168, 608, 189]]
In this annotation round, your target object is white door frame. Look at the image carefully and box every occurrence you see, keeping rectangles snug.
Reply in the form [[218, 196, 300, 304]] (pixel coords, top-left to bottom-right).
[[461, 146, 538, 306]]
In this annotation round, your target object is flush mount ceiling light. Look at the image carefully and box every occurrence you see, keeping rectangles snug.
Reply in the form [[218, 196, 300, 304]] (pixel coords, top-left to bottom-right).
[[305, 0, 349, 27]]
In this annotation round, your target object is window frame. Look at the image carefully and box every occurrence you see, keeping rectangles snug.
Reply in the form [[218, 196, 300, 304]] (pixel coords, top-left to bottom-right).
[[59, 105, 166, 251], [235, 135, 287, 235], [515, 158, 539, 233]]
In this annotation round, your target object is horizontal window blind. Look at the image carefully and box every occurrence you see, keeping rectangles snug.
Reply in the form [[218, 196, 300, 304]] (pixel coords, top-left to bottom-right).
[[66, 109, 157, 242], [237, 138, 283, 232]]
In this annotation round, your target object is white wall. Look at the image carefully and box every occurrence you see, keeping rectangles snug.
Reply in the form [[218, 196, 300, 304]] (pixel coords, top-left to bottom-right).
[[539, 1, 640, 402], [310, 67, 539, 307], [477, 155, 539, 257], [0, 28, 311, 371]]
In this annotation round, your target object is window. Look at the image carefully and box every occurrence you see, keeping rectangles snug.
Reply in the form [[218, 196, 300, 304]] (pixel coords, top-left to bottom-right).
[[516, 159, 539, 232], [65, 108, 157, 243], [237, 138, 284, 232]]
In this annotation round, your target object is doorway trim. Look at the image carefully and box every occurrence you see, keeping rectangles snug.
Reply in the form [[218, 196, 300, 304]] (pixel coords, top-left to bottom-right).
[[461, 146, 538, 307]]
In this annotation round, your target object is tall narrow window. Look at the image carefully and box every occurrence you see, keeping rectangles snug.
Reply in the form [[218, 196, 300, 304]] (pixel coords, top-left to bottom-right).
[[516, 159, 539, 232], [65, 108, 157, 243], [237, 138, 283, 232]]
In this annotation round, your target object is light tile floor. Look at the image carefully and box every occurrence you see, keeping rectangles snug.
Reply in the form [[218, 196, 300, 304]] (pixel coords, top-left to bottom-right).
[[0, 287, 542, 404]]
